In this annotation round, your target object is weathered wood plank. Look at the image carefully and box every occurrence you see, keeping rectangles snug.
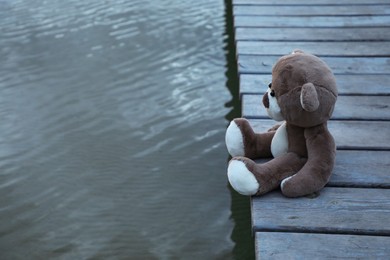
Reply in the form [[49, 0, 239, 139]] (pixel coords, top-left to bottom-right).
[[234, 5, 390, 16], [251, 187, 390, 235], [334, 75, 390, 95], [238, 55, 390, 75], [235, 27, 390, 41], [333, 96, 390, 120], [328, 121, 390, 150], [240, 74, 271, 95], [330, 150, 390, 188], [235, 16, 390, 28], [255, 150, 390, 188], [240, 74, 390, 96], [234, 0, 390, 5], [255, 232, 390, 259], [237, 41, 390, 56], [242, 95, 390, 120], [249, 119, 390, 150]]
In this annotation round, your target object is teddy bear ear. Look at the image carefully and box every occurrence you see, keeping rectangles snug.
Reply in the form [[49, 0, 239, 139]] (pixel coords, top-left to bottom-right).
[[300, 83, 319, 112]]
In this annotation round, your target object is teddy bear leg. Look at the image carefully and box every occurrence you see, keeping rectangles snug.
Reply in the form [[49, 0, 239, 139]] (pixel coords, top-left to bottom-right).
[[227, 153, 306, 196], [227, 158, 259, 196], [280, 167, 332, 198], [281, 126, 336, 198], [225, 118, 274, 159]]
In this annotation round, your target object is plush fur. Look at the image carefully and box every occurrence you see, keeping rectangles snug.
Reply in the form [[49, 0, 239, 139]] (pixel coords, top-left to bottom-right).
[[226, 50, 338, 197]]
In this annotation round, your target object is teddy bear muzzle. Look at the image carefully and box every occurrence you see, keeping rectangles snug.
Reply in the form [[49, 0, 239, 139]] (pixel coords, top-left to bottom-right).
[[264, 88, 284, 121]]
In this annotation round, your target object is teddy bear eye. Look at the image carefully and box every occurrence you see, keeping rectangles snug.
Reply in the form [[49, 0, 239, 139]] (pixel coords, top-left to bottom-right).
[[268, 83, 272, 88], [270, 90, 275, 97]]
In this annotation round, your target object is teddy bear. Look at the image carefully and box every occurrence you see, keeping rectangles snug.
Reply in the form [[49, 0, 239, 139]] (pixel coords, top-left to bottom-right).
[[226, 50, 338, 197]]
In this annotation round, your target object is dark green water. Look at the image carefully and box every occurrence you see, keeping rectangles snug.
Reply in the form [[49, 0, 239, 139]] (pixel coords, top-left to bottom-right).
[[0, 0, 254, 258]]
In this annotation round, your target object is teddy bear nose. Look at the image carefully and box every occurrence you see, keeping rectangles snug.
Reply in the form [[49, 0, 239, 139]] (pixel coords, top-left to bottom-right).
[[262, 92, 269, 108]]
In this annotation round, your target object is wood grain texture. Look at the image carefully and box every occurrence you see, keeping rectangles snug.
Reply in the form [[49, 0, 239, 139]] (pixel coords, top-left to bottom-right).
[[235, 27, 390, 41], [327, 121, 390, 150], [237, 41, 390, 56], [256, 232, 390, 259], [242, 94, 390, 120], [251, 187, 390, 235], [248, 119, 390, 150], [330, 150, 390, 188], [254, 150, 390, 188], [235, 16, 390, 28], [240, 74, 390, 95], [238, 55, 390, 74], [234, 5, 390, 16]]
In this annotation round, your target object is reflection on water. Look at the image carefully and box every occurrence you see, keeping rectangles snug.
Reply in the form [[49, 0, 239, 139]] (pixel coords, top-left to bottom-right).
[[0, 0, 253, 259]]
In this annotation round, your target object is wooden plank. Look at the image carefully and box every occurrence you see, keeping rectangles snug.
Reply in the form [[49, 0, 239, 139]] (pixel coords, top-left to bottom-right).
[[234, 0, 390, 5], [234, 5, 390, 16], [235, 16, 390, 28], [240, 74, 390, 96], [238, 55, 390, 75], [334, 75, 390, 95], [330, 150, 390, 188], [251, 187, 390, 235], [237, 41, 390, 56], [240, 74, 271, 95], [235, 27, 390, 41], [255, 150, 390, 188], [242, 95, 390, 121], [328, 121, 390, 150], [249, 119, 390, 150], [332, 96, 390, 120], [256, 232, 390, 259]]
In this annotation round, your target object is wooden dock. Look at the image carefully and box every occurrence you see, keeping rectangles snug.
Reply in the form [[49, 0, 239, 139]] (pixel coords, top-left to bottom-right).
[[232, 0, 390, 258]]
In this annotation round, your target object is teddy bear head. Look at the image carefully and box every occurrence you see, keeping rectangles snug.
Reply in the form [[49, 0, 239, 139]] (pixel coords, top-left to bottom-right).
[[262, 50, 338, 128]]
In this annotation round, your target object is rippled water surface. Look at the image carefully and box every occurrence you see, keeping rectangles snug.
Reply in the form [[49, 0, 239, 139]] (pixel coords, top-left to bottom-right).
[[0, 0, 254, 259]]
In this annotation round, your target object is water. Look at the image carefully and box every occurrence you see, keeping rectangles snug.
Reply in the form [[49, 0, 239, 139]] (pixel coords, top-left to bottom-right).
[[0, 0, 254, 259]]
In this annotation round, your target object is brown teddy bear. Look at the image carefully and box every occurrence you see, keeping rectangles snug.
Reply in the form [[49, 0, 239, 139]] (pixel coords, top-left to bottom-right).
[[226, 50, 338, 197]]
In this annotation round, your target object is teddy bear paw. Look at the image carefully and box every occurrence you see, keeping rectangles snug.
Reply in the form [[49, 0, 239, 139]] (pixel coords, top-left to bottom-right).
[[227, 159, 259, 195], [225, 120, 245, 157]]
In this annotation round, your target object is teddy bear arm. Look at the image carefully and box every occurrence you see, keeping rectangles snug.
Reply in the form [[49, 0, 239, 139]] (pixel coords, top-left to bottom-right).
[[253, 131, 275, 158], [226, 118, 274, 159], [281, 125, 336, 197]]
